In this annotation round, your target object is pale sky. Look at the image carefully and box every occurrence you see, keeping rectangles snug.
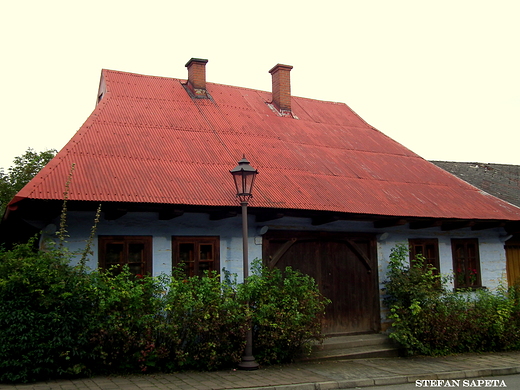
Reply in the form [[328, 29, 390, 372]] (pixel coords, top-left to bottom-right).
[[1, 0, 519, 171]]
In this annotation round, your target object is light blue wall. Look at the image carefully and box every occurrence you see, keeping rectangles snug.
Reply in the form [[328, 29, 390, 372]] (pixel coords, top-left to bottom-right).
[[41, 210, 509, 328], [42, 211, 262, 282], [374, 227, 509, 291], [42, 210, 509, 288], [370, 225, 509, 329], [260, 217, 508, 290]]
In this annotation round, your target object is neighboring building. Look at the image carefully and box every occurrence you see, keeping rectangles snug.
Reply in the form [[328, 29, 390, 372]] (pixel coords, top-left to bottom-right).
[[3, 58, 520, 334], [431, 161, 520, 209], [431, 161, 520, 286]]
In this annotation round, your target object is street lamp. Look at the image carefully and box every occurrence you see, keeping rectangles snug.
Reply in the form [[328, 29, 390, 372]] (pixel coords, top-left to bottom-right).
[[230, 155, 259, 370]]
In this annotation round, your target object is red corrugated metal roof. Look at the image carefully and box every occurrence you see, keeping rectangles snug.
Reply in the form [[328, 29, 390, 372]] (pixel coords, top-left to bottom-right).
[[11, 68, 520, 221]]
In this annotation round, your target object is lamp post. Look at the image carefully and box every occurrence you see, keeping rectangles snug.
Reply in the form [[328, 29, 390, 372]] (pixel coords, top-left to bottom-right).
[[230, 155, 259, 370]]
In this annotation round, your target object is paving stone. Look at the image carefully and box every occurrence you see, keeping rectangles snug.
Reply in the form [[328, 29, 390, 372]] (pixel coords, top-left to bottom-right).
[[2, 351, 520, 389]]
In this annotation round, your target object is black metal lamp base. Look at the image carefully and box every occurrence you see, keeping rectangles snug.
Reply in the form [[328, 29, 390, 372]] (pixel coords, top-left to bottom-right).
[[238, 355, 259, 370]]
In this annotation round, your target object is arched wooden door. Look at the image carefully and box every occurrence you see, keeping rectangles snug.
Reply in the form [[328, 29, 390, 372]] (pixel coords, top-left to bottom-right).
[[263, 231, 380, 335]]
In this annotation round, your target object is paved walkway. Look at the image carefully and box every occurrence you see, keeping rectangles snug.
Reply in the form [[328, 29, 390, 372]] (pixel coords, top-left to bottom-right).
[[2, 351, 520, 390]]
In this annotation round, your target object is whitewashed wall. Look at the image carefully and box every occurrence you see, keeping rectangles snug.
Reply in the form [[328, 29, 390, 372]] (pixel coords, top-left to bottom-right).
[[41, 211, 261, 281], [42, 211, 509, 288], [260, 217, 508, 291], [41, 210, 509, 328]]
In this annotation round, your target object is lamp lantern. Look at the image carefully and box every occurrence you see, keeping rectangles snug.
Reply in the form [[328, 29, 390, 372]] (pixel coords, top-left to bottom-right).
[[230, 156, 258, 203]]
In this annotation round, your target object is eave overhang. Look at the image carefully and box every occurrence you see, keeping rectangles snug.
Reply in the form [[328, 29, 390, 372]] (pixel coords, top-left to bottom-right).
[[4, 199, 520, 240]]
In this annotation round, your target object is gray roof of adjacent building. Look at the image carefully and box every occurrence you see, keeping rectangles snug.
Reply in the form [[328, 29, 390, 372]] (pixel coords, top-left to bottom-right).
[[431, 161, 520, 209]]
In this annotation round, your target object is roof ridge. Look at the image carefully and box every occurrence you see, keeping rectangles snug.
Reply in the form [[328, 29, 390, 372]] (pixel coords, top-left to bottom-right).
[[102, 68, 353, 105], [103, 68, 183, 81]]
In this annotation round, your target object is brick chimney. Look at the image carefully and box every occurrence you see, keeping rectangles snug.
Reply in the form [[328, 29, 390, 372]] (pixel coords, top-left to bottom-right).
[[185, 58, 208, 97], [269, 64, 293, 112]]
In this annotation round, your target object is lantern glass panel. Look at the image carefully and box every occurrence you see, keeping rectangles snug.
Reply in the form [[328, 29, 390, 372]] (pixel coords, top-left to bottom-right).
[[230, 156, 258, 202]]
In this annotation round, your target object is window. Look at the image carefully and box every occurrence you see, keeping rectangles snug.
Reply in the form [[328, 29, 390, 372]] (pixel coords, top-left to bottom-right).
[[98, 236, 152, 275], [172, 236, 220, 277], [409, 238, 440, 273], [451, 238, 481, 289]]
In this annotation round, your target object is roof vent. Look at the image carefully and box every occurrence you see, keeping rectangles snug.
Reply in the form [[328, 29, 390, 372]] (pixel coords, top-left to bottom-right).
[[185, 58, 208, 98], [269, 64, 293, 113]]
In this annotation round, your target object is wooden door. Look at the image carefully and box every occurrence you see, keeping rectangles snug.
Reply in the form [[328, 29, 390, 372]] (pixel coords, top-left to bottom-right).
[[263, 231, 380, 335]]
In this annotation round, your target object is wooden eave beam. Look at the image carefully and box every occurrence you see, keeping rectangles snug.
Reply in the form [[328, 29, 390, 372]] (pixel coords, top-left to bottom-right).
[[255, 212, 284, 223], [209, 210, 237, 220], [441, 220, 475, 231], [158, 209, 184, 220], [471, 221, 506, 231], [374, 218, 408, 229], [104, 208, 127, 220], [312, 215, 340, 226], [505, 221, 520, 235], [409, 220, 443, 230]]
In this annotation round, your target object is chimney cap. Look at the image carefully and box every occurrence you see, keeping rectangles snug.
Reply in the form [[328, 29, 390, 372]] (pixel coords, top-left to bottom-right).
[[269, 63, 293, 74], [185, 58, 209, 68]]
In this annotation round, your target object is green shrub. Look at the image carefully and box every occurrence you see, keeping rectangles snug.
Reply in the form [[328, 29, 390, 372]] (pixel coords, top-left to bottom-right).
[[86, 268, 168, 374], [382, 244, 444, 355], [0, 245, 328, 382], [160, 269, 248, 371], [240, 261, 330, 364], [383, 243, 520, 356], [0, 239, 94, 383], [502, 283, 520, 350]]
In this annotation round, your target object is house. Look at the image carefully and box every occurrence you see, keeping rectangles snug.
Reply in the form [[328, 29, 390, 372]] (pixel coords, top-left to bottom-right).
[[431, 161, 520, 286], [3, 58, 520, 334]]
